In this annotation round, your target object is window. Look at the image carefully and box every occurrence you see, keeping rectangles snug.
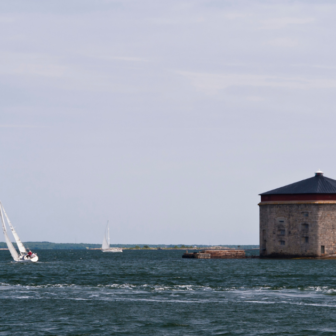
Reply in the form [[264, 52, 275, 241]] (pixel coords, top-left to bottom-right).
[[280, 230, 285, 236], [301, 223, 309, 233], [280, 240, 285, 246], [276, 217, 286, 225], [305, 237, 309, 243], [321, 245, 325, 254], [302, 212, 309, 217]]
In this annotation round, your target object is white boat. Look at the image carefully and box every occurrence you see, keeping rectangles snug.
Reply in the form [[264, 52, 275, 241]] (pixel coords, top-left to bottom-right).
[[102, 222, 122, 253], [0, 202, 39, 262]]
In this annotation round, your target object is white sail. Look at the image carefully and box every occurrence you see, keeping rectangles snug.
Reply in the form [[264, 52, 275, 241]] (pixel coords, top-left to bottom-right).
[[101, 221, 122, 252], [102, 222, 110, 250], [102, 235, 109, 250], [2, 207, 26, 255], [4, 230, 19, 261], [0, 203, 19, 261]]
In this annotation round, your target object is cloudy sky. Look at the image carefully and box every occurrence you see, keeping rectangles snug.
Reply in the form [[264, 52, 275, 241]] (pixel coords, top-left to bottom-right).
[[1, 0, 336, 244]]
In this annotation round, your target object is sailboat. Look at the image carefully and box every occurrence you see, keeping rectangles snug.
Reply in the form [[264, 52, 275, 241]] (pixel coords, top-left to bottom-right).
[[102, 222, 122, 253], [0, 202, 38, 262]]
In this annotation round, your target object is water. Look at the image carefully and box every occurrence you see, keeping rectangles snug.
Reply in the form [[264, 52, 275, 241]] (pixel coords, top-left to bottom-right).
[[1, 250, 336, 335]]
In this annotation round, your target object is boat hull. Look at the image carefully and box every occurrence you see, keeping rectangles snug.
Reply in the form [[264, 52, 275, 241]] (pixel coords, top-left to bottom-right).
[[18, 254, 39, 262], [102, 248, 123, 253]]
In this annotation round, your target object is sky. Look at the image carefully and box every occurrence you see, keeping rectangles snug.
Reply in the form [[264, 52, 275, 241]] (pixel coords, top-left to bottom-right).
[[1, 0, 336, 244]]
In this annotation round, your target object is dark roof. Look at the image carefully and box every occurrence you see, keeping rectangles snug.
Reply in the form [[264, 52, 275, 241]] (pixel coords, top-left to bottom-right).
[[260, 173, 336, 195]]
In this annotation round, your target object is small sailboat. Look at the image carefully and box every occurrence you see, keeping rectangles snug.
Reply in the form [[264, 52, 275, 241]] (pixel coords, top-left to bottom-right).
[[102, 222, 122, 253], [0, 202, 38, 262]]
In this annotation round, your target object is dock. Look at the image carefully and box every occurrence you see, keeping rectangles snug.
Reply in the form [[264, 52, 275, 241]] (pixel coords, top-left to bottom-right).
[[182, 249, 246, 259]]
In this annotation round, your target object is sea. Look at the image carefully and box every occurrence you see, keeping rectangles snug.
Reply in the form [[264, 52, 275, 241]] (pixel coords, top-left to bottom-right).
[[1, 249, 336, 335]]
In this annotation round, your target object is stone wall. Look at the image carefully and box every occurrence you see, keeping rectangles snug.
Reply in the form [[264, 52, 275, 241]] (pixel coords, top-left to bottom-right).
[[317, 204, 336, 256], [259, 202, 336, 258]]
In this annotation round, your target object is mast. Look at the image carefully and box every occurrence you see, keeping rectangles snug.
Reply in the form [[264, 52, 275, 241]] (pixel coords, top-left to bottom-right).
[[107, 223, 110, 248]]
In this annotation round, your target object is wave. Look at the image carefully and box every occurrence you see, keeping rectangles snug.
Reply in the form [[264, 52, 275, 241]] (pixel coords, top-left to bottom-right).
[[1, 282, 336, 294]]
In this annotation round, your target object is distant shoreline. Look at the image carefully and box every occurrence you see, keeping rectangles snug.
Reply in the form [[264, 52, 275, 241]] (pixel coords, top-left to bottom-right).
[[0, 242, 259, 250]]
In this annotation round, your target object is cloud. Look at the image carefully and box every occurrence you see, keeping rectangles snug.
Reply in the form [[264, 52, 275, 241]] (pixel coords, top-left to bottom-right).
[[149, 17, 205, 25], [111, 56, 147, 62], [268, 38, 299, 48], [86, 54, 148, 63], [0, 16, 15, 23], [0, 52, 66, 78], [0, 124, 41, 128], [261, 17, 315, 30], [177, 71, 336, 95], [0, 51, 146, 93]]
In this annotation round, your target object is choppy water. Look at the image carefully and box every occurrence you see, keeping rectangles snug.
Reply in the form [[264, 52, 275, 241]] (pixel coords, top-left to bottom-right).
[[1, 250, 336, 335]]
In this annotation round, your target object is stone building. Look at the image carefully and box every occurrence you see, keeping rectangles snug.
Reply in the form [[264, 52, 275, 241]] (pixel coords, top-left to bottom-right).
[[259, 170, 336, 258]]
